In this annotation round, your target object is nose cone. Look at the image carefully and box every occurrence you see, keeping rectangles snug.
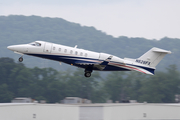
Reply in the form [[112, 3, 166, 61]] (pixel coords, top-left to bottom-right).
[[7, 44, 28, 53], [7, 45, 15, 51]]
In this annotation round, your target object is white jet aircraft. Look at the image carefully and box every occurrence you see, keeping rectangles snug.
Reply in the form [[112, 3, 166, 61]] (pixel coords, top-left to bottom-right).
[[7, 41, 171, 77]]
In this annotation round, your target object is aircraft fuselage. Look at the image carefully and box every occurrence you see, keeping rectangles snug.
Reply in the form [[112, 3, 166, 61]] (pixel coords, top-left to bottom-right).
[[7, 41, 171, 77]]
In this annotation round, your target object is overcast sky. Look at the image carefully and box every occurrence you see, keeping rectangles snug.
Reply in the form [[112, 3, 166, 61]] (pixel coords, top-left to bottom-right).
[[1, 0, 180, 40]]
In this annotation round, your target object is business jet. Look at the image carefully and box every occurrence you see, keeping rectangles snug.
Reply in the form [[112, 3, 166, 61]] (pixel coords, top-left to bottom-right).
[[7, 41, 171, 77]]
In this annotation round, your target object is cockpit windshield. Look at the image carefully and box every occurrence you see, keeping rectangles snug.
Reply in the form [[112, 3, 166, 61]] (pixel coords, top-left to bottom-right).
[[29, 42, 41, 46]]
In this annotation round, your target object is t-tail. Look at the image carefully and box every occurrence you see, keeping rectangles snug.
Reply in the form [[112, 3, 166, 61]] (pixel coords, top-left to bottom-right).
[[134, 47, 171, 75]]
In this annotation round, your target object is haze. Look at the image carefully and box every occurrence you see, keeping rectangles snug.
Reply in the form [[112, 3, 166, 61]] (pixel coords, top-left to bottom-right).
[[1, 0, 180, 40]]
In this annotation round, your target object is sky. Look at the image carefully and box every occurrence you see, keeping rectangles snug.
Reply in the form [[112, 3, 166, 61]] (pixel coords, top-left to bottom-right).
[[1, 0, 180, 40]]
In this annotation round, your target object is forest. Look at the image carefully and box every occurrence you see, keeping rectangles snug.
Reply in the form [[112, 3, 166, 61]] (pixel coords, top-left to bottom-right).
[[1, 57, 180, 103]]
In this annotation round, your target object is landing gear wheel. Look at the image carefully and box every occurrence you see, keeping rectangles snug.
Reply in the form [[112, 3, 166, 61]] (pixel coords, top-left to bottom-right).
[[84, 72, 91, 77], [19, 57, 23, 62]]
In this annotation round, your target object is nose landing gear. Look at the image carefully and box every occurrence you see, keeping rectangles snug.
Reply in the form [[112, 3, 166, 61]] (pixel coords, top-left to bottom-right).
[[19, 57, 23, 62]]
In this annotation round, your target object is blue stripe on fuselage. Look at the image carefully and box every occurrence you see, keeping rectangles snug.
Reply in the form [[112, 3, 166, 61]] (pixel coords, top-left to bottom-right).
[[26, 53, 154, 73], [26, 53, 130, 71], [126, 64, 155, 74], [27, 53, 97, 64]]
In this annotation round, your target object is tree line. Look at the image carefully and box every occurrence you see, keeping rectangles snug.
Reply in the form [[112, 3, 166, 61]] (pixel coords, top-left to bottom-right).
[[0, 57, 180, 103]]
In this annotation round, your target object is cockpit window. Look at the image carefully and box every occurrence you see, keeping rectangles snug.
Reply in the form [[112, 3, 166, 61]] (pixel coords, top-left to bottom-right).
[[36, 42, 41, 46], [29, 42, 41, 47], [30, 42, 36, 46]]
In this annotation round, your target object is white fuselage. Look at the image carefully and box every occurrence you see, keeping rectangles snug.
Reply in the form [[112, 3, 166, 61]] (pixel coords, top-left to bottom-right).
[[8, 41, 159, 77]]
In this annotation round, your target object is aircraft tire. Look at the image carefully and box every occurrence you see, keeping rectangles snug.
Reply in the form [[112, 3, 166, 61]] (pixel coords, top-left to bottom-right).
[[84, 72, 91, 77], [19, 57, 23, 62]]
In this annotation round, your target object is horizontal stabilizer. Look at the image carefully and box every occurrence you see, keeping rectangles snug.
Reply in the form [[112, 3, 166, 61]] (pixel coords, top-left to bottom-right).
[[153, 48, 171, 54]]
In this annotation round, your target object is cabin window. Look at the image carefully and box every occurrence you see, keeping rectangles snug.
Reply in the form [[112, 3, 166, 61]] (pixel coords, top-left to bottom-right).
[[64, 49, 67, 53], [85, 53, 88, 57], [53, 47, 55, 50], [75, 51, 78, 55], [80, 52, 83, 56], [70, 50, 73, 54], [59, 48, 61, 51]]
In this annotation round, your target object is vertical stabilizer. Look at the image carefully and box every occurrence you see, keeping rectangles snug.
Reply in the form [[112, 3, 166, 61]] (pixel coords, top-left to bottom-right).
[[136, 47, 171, 67]]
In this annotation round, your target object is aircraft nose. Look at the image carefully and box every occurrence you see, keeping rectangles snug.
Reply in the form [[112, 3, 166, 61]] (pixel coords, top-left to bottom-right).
[[7, 45, 21, 52], [7, 44, 28, 53], [7, 45, 15, 51]]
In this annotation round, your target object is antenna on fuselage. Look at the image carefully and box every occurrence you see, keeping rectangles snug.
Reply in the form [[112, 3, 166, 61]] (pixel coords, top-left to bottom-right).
[[74, 45, 77, 48]]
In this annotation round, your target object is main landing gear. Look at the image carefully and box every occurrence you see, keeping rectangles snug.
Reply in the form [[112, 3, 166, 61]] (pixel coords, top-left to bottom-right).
[[18, 57, 23, 62], [84, 69, 93, 77], [84, 72, 91, 77]]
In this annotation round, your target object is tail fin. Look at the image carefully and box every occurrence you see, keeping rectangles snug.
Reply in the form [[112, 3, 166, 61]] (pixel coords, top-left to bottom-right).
[[136, 47, 171, 68]]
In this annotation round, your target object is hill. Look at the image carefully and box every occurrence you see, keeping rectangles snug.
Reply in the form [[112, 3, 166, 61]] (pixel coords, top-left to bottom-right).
[[0, 15, 179, 71]]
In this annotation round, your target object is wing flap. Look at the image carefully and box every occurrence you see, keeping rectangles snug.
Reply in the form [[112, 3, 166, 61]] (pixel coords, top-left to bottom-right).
[[75, 56, 113, 70]]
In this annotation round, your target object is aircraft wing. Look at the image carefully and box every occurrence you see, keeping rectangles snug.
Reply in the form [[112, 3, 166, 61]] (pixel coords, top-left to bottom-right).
[[75, 56, 113, 70], [99, 56, 113, 65], [75, 62, 99, 65]]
